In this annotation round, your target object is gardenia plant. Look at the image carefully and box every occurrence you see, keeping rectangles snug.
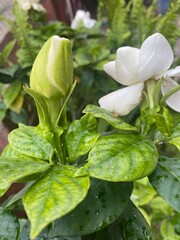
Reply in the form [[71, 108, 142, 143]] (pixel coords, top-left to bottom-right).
[[0, 33, 179, 240]]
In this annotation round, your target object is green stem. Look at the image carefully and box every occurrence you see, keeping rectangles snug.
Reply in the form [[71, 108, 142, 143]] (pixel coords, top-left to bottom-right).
[[53, 129, 64, 164], [160, 85, 180, 105], [146, 79, 156, 109], [153, 78, 164, 105]]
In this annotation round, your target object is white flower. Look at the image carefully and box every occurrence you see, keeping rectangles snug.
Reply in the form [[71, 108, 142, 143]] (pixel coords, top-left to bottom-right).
[[17, 0, 46, 12], [71, 10, 96, 29], [99, 33, 180, 115]]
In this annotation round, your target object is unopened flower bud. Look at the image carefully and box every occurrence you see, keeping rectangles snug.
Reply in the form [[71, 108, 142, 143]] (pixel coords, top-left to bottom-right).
[[30, 35, 73, 100]]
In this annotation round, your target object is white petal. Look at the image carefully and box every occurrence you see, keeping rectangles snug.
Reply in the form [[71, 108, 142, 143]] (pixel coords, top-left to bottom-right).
[[83, 19, 96, 28], [139, 33, 174, 81], [103, 61, 119, 82], [161, 78, 180, 112], [98, 83, 144, 116], [32, 3, 46, 11], [156, 66, 180, 79], [115, 47, 140, 85]]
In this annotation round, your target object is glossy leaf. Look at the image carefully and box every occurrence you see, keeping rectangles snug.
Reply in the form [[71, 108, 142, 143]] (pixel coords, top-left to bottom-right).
[[19, 220, 48, 240], [48, 180, 132, 237], [120, 201, 152, 240], [83, 105, 138, 131], [0, 157, 50, 189], [94, 201, 152, 240], [149, 156, 180, 212], [20, 220, 81, 240], [79, 134, 158, 181], [65, 113, 99, 162], [0, 207, 20, 240], [8, 124, 54, 161], [23, 165, 90, 239]]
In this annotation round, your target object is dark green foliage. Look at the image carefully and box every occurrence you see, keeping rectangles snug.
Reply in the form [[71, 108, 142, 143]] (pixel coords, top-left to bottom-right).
[[98, 0, 180, 49]]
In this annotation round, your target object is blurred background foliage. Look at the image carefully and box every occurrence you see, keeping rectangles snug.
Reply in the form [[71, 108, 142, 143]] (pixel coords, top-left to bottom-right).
[[0, 1, 180, 238]]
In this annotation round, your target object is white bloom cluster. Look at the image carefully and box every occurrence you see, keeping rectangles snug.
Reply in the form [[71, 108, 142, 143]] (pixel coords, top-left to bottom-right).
[[17, 0, 46, 12], [71, 10, 96, 29]]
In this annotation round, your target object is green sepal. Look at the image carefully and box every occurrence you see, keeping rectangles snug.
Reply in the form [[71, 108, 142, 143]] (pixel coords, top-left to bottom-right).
[[23, 85, 51, 126]]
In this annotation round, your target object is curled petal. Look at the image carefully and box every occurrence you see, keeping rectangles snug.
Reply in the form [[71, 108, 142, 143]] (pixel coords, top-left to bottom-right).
[[161, 78, 180, 112], [98, 83, 144, 116], [115, 47, 140, 85], [156, 66, 180, 79], [139, 33, 174, 81], [103, 61, 119, 82]]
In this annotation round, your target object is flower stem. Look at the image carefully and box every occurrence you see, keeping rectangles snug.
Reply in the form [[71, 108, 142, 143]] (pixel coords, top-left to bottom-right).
[[146, 79, 156, 109]]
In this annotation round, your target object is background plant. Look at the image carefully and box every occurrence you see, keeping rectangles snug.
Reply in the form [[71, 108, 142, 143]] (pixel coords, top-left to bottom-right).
[[0, 0, 180, 125]]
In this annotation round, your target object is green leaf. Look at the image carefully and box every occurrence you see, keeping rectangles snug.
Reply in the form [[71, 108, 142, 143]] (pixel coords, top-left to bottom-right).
[[79, 134, 158, 181], [83, 105, 138, 131], [168, 121, 180, 151], [0, 207, 20, 240], [6, 182, 34, 207], [20, 220, 81, 240], [1, 144, 24, 158], [0, 187, 9, 198], [3, 79, 22, 108], [0, 102, 7, 122], [120, 201, 152, 240], [48, 180, 132, 237], [160, 219, 175, 239], [131, 177, 156, 206], [22, 165, 90, 239], [0, 157, 50, 189], [0, 40, 16, 66], [0, 65, 19, 83], [8, 124, 54, 161], [149, 156, 180, 212], [66, 113, 99, 162], [94, 201, 152, 240], [19, 220, 49, 240], [9, 108, 28, 124]]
